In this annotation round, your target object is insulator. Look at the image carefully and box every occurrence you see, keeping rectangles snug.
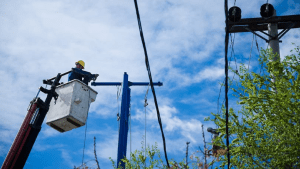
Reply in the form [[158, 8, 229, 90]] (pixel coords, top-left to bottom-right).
[[229, 6, 242, 22], [260, 3, 275, 18]]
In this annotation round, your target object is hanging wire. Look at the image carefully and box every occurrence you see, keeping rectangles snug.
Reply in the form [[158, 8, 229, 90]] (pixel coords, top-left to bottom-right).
[[133, 0, 170, 167], [255, 35, 260, 54], [82, 89, 91, 166], [218, 33, 237, 117], [217, 78, 225, 116], [230, 33, 238, 76], [144, 84, 150, 168], [116, 84, 122, 135], [117, 84, 122, 121], [248, 34, 255, 70], [254, 35, 264, 75]]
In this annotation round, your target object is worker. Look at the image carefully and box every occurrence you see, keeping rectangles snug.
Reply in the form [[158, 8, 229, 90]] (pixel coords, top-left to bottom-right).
[[68, 60, 98, 85]]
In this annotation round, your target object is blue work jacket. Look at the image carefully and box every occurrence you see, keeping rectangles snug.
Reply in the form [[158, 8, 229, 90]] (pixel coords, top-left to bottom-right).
[[68, 68, 89, 85]]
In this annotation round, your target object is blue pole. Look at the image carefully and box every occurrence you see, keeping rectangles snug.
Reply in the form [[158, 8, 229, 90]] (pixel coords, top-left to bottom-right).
[[117, 72, 130, 169], [91, 72, 163, 169]]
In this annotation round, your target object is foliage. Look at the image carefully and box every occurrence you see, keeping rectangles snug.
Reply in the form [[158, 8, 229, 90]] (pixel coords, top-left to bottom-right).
[[109, 141, 212, 169], [206, 46, 300, 168], [109, 142, 166, 169]]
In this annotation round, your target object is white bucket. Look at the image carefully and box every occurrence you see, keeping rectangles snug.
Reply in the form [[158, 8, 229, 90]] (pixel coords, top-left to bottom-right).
[[46, 79, 98, 132]]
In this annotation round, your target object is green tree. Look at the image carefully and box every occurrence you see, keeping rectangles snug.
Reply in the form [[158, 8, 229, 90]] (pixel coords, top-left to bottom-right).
[[109, 141, 212, 169], [109, 142, 167, 169], [206, 46, 300, 168]]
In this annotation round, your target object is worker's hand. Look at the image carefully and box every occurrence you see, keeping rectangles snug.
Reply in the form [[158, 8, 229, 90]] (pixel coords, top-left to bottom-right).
[[93, 74, 99, 81]]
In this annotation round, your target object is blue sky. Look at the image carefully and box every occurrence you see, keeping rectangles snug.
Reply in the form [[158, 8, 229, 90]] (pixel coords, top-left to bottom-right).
[[0, 0, 299, 168]]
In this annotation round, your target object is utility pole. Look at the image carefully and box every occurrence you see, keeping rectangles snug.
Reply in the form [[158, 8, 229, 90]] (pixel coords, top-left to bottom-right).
[[91, 72, 163, 169], [226, 3, 300, 168], [268, 10, 280, 61], [228, 4, 300, 59]]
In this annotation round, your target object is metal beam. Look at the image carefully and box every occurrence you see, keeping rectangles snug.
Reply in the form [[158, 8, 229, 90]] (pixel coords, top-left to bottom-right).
[[91, 82, 122, 86], [91, 81, 163, 86], [228, 15, 300, 26], [129, 82, 163, 86], [229, 22, 300, 33], [245, 27, 269, 42]]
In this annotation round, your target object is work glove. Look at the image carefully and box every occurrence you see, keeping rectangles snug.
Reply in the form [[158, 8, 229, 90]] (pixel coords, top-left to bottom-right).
[[92, 74, 99, 81]]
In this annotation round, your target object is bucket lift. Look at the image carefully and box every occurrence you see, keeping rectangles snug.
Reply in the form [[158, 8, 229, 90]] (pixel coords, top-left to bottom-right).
[[1, 69, 98, 169], [46, 79, 98, 132]]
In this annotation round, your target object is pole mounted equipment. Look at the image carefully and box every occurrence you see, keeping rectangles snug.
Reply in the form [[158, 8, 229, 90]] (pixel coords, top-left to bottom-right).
[[260, 3, 275, 18], [229, 6, 242, 22], [207, 127, 220, 135], [223, 2, 300, 169]]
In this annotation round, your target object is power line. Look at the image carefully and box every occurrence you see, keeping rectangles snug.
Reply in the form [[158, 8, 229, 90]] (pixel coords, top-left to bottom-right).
[[132, 0, 170, 168], [217, 33, 236, 117], [217, 78, 225, 116], [229, 33, 238, 75], [254, 35, 264, 75], [144, 84, 150, 168], [248, 34, 255, 70], [224, 0, 230, 168], [82, 90, 91, 166]]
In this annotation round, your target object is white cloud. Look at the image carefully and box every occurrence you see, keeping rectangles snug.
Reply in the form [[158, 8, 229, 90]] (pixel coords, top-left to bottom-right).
[[34, 143, 64, 152], [194, 67, 224, 82], [61, 149, 74, 167], [42, 127, 62, 138], [0, 0, 299, 168], [133, 103, 202, 143]]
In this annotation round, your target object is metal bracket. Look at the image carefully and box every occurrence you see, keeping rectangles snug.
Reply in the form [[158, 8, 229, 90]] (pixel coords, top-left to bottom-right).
[[245, 27, 269, 42], [245, 26, 285, 43], [276, 22, 295, 40]]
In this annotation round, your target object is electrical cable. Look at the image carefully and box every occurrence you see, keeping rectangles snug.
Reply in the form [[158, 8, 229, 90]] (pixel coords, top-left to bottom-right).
[[217, 33, 236, 117], [224, 0, 230, 168], [144, 84, 150, 168], [217, 78, 225, 116], [255, 35, 260, 54], [229, 33, 238, 75], [82, 89, 91, 166], [132, 0, 170, 167], [254, 35, 264, 75], [217, 34, 237, 130], [116, 85, 121, 163], [248, 34, 255, 70]]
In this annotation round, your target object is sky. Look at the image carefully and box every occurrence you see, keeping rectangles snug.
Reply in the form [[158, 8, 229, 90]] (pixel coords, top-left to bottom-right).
[[0, 0, 299, 168]]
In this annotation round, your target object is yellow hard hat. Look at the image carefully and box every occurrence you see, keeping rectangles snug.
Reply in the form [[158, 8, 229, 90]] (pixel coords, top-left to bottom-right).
[[75, 60, 85, 69]]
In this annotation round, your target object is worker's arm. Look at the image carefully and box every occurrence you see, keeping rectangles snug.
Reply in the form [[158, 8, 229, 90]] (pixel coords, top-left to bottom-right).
[[71, 68, 99, 84]]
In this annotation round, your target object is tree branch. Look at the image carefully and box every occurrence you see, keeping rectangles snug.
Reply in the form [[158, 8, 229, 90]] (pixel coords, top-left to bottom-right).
[[94, 137, 101, 169]]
